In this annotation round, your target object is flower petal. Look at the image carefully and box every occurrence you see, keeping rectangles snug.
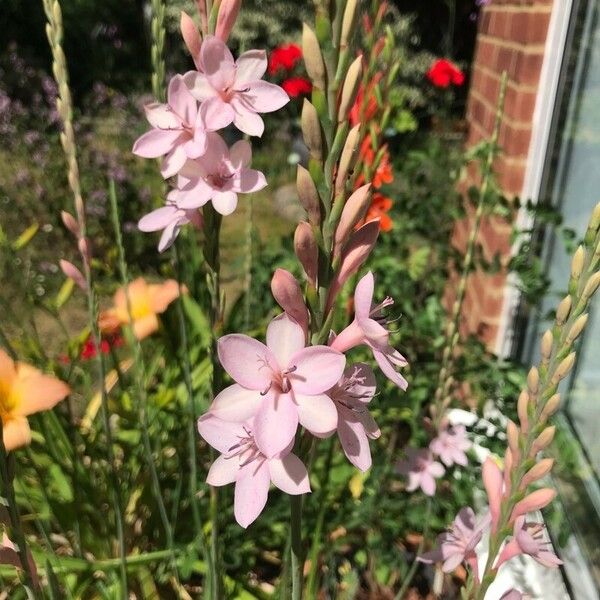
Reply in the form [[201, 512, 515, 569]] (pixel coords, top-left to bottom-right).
[[211, 384, 262, 422], [229, 140, 252, 169], [290, 346, 346, 395], [337, 408, 372, 471], [2, 417, 31, 451], [253, 392, 299, 458], [212, 191, 238, 215], [207, 454, 240, 486], [295, 393, 338, 436], [234, 460, 270, 528], [266, 313, 306, 368], [235, 50, 268, 84], [144, 102, 181, 129], [354, 271, 375, 319], [372, 347, 408, 390], [243, 81, 290, 113], [183, 71, 216, 102], [13, 367, 70, 416], [200, 96, 235, 131], [161, 145, 188, 178], [268, 453, 310, 494], [168, 74, 197, 126], [138, 205, 179, 232], [217, 334, 275, 390], [197, 413, 247, 454], [231, 100, 265, 136], [133, 129, 183, 158], [200, 35, 236, 90], [237, 168, 267, 193]]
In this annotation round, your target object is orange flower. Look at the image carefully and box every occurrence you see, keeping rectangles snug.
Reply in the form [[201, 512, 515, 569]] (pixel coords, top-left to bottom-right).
[[365, 193, 393, 232], [99, 278, 181, 340], [373, 151, 393, 189], [0, 349, 70, 450]]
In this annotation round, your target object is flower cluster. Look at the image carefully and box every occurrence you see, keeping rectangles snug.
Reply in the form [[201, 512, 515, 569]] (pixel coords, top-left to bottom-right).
[[198, 271, 408, 527], [426, 58, 465, 89], [268, 43, 312, 98], [133, 17, 290, 250]]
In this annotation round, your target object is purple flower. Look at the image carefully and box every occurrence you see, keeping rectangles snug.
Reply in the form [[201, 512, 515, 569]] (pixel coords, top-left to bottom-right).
[[396, 448, 444, 496], [430, 424, 471, 467]]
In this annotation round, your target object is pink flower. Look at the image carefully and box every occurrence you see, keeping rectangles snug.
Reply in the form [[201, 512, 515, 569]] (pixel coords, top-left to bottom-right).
[[198, 414, 310, 528], [419, 507, 489, 578], [430, 424, 471, 468], [211, 313, 345, 457], [172, 133, 267, 215], [500, 590, 528, 600], [396, 448, 444, 496], [184, 36, 289, 136], [496, 517, 562, 569], [138, 195, 203, 252], [132, 75, 209, 178], [330, 271, 408, 390], [326, 363, 381, 471], [482, 457, 504, 532]]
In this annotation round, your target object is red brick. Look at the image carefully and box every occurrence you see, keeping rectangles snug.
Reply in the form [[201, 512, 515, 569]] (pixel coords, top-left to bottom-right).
[[514, 51, 544, 86]]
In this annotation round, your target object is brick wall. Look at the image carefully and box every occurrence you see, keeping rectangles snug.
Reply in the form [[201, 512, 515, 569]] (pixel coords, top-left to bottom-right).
[[448, 0, 555, 349]]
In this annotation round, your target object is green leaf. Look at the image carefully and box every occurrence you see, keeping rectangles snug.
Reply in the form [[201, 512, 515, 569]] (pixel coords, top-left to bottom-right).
[[181, 294, 211, 347], [48, 464, 74, 503], [408, 246, 431, 280], [393, 109, 418, 133]]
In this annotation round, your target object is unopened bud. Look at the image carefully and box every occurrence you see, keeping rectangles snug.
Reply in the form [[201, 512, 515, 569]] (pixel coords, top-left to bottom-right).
[[540, 393, 560, 421], [301, 99, 323, 162], [503, 447, 513, 496], [302, 24, 326, 90], [590, 202, 600, 233], [517, 390, 530, 433], [506, 420, 520, 459], [294, 222, 318, 286], [527, 367, 539, 395], [571, 245, 585, 280], [567, 313, 588, 344], [78, 237, 91, 263], [59, 259, 87, 291], [271, 269, 309, 333], [521, 458, 554, 489], [556, 295, 572, 325], [340, 0, 359, 48], [296, 165, 321, 226], [540, 330, 553, 360], [583, 272, 600, 300], [336, 124, 360, 193], [552, 352, 576, 384], [61, 210, 80, 238], [338, 56, 362, 123], [215, 0, 241, 43], [334, 184, 371, 254], [180, 12, 202, 69], [532, 426, 556, 454]]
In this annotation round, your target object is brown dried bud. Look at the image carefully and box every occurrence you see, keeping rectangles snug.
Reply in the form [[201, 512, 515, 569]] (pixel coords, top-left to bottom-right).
[[294, 222, 318, 286], [540, 330, 553, 361], [517, 390, 530, 433], [296, 165, 321, 226], [556, 295, 572, 325], [540, 393, 560, 421], [338, 56, 362, 123], [521, 458, 554, 489], [532, 426, 556, 454], [527, 367, 539, 395], [302, 24, 326, 90], [567, 313, 588, 344], [336, 124, 360, 193], [301, 99, 323, 162], [571, 245, 585, 280], [551, 352, 576, 384]]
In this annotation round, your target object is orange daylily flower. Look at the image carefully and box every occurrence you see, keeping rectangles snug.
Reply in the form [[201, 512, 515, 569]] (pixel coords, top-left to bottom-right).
[[373, 151, 393, 189], [0, 349, 70, 451], [99, 278, 181, 340]]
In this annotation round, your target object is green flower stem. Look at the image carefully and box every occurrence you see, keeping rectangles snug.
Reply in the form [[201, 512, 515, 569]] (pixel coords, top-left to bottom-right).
[[290, 494, 304, 600], [432, 72, 507, 431], [150, 0, 166, 102], [0, 421, 40, 595]]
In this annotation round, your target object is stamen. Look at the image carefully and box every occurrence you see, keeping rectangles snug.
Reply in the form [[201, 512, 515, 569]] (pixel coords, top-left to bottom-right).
[[260, 381, 272, 396]]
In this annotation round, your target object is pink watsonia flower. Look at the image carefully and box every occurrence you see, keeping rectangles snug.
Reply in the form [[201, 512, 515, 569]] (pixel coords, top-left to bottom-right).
[[330, 271, 408, 390], [210, 313, 345, 457], [396, 448, 445, 496], [172, 133, 267, 215], [500, 590, 528, 600], [430, 424, 472, 468], [325, 363, 380, 471], [132, 75, 210, 178], [418, 507, 489, 580], [138, 193, 203, 252], [496, 516, 562, 569], [198, 414, 310, 528], [183, 35, 290, 136]]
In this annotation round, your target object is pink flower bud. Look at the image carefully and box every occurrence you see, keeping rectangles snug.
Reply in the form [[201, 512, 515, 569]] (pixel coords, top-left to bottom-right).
[[215, 0, 241, 43], [520, 458, 554, 489], [271, 269, 309, 334], [180, 11, 202, 70], [334, 184, 371, 256], [78, 236, 91, 264], [61, 211, 80, 238], [60, 259, 87, 291], [482, 457, 503, 532], [294, 222, 318, 286], [510, 488, 556, 523]]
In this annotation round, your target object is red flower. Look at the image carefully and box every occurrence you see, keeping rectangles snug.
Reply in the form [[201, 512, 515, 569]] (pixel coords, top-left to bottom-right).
[[373, 151, 393, 189], [80, 334, 123, 360], [426, 59, 465, 88], [268, 44, 302, 75], [281, 77, 312, 98], [365, 193, 393, 232]]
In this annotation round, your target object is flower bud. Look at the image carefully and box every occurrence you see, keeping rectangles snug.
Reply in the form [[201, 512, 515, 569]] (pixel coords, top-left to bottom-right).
[[302, 24, 326, 90], [590, 201, 600, 233], [61, 210, 80, 238], [521, 458, 554, 489], [336, 124, 360, 193], [341, 0, 359, 48], [510, 488, 556, 523], [517, 390, 529, 433], [301, 99, 323, 162], [532, 426, 556, 454], [180, 11, 202, 70], [296, 165, 321, 226], [271, 269, 309, 334], [556, 295, 572, 325], [294, 222, 318, 286], [334, 184, 371, 254], [571, 245, 585, 280], [540, 393, 560, 421], [527, 367, 539, 395], [506, 420, 520, 460], [59, 259, 87, 291], [551, 352, 576, 384], [567, 313, 588, 344], [338, 56, 362, 123], [583, 272, 600, 300], [503, 448, 513, 496], [215, 0, 241, 43], [78, 236, 91, 264], [540, 330, 553, 361]]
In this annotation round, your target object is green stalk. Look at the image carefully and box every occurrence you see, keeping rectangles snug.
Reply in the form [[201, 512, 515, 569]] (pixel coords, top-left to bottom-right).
[[290, 494, 304, 600], [432, 72, 508, 430], [108, 181, 180, 585], [150, 0, 166, 102]]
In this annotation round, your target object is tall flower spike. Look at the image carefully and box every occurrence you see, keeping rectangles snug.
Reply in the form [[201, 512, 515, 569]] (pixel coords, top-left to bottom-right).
[[184, 36, 290, 136]]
